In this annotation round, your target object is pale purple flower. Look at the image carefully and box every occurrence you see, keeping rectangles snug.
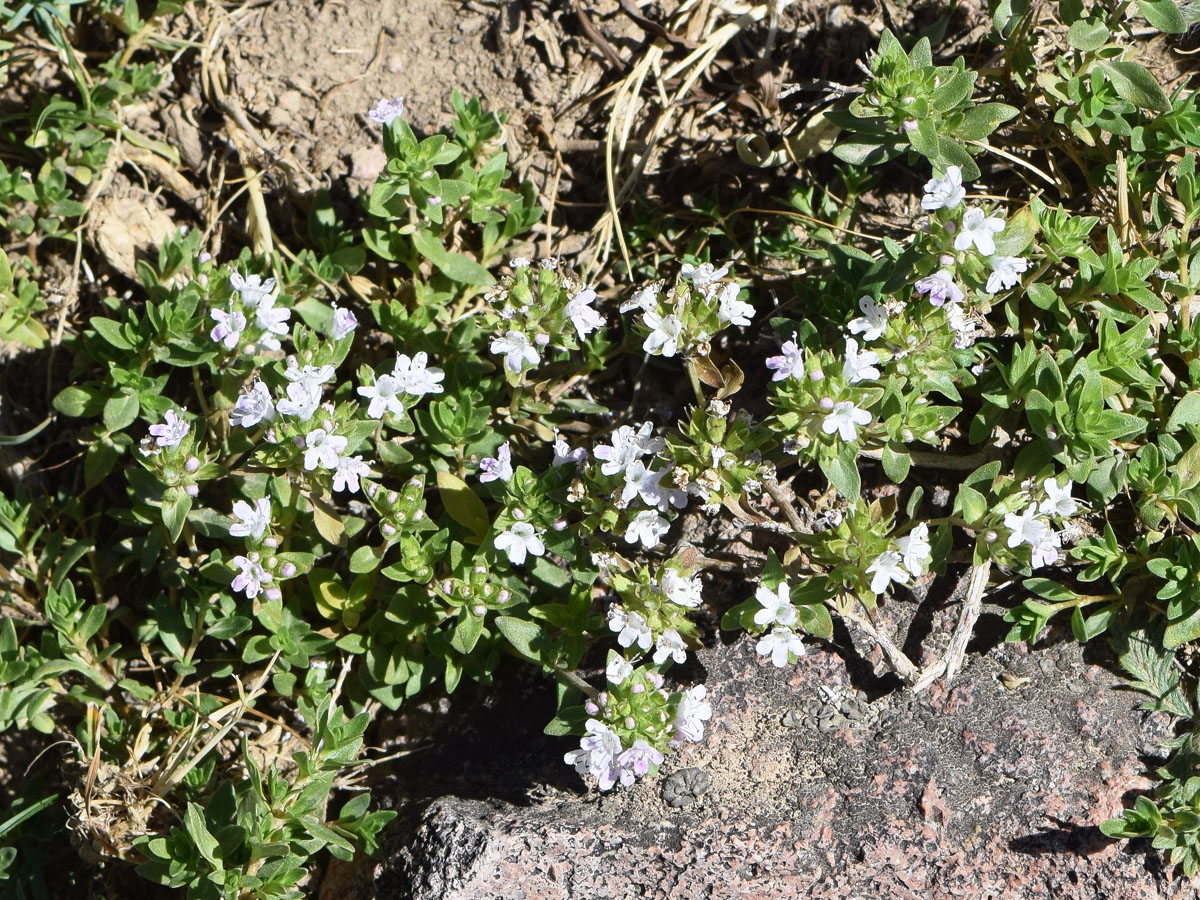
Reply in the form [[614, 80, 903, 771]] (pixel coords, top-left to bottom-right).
[[822, 401, 872, 442], [624, 509, 670, 549], [276, 382, 323, 420], [954, 207, 1005, 256], [1039, 478, 1079, 518], [494, 521, 545, 565], [922, 166, 966, 211], [914, 270, 964, 307], [303, 428, 347, 471], [867, 549, 909, 595], [642, 310, 684, 357], [552, 432, 588, 467], [330, 304, 358, 340], [367, 96, 406, 126], [564, 718, 622, 791], [149, 410, 188, 448], [357, 373, 405, 419], [229, 271, 276, 308], [231, 554, 271, 599], [765, 334, 806, 382], [231, 381, 276, 428], [716, 282, 754, 327], [986, 255, 1029, 293], [479, 443, 514, 483], [1030, 529, 1062, 568], [210, 306, 247, 350], [756, 626, 804, 668], [847, 296, 887, 342], [566, 288, 604, 338], [616, 739, 664, 786], [652, 629, 688, 666], [230, 498, 272, 540], [673, 685, 712, 743], [253, 295, 291, 352], [491, 330, 540, 375], [333, 455, 372, 493], [283, 363, 336, 393], [896, 522, 932, 577], [393, 351, 445, 397], [754, 581, 797, 628], [842, 338, 880, 384], [608, 606, 653, 651]]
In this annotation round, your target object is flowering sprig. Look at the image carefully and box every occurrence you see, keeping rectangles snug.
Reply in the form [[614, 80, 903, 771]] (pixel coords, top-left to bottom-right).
[[624, 262, 752, 361]]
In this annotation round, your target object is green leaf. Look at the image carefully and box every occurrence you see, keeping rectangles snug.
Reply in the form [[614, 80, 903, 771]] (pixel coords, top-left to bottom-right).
[[103, 391, 140, 432], [1113, 625, 1194, 716], [1138, 0, 1188, 32], [411, 229, 494, 285], [795, 603, 833, 640], [495, 615, 553, 664], [881, 443, 911, 484], [90, 317, 135, 350], [819, 446, 861, 500], [436, 471, 489, 541], [161, 487, 192, 543], [451, 612, 484, 655], [1167, 392, 1200, 432], [310, 494, 346, 545], [1098, 60, 1170, 113], [1067, 18, 1110, 51], [1164, 608, 1200, 649], [954, 102, 1020, 141], [1172, 438, 1200, 490]]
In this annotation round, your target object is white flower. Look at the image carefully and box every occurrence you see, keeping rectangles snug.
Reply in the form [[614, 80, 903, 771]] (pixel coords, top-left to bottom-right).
[[753, 581, 797, 628], [765, 334, 806, 382], [866, 549, 909, 595], [491, 330, 540, 375], [303, 428, 347, 471], [509, 256, 530, 269], [231, 381, 276, 428], [148, 409, 188, 448], [479, 443, 514, 483], [367, 96, 406, 126], [276, 382, 323, 420], [673, 685, 712, 743], [642, 310, 684, 357], [230, 498, 272, 540], [842, 338, 880, 384], [210, 306, 247, 350], [1030, 529, 1062, 568], [539, 256, 559, 270], [1040, 478, 1079, 518], [608, 606, 653, 651], [716, 282, 754, 327], [756, 626, 804, 668], [616, 739, 664, 786], [652, 629, 688, 666], [986, 256, 1029, 293], [393, 351, 445, 397], [552, 432, 588, 468], [231, 554, 271, 599], [494, 521, 545, 565], [566, 288, 604, 338], [921, 166, 966, 211], [914, 270, 965, 307], [661, 568, 703, 608], [594, 422, 664, 476], [253, 295, 292, 351], [606, 654, 634, 685], [954, 207, 1005, 256], [680, 262, 729, 288], [847, 296, 888, 342], [1004, 505, 1051, 549], [332, 455, 372, 493], [564, 718, 622, 791], [357, 373, 405, 419], [330, 304, 358, 339], [283, 363, 336, 393], [896, 522, 932, 577], [621, 282, 661, 313], [229, 271, 276, 308], [822, 401, 872, 442], [625, 509, 670, 549]]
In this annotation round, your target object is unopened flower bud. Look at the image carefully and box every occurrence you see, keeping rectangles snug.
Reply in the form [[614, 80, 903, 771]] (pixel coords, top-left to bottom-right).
[[264, 536, 279, 549], [631, 683, 644, 695], [809, 368, 824, 382], [939, 254, 955, 266], [184, 456, 200, 473], [625, 716, 637, 729], [280, 562, 297, 577], [819, 397, 834, 411], [497, 589, 510, 604], [472, 603, 487, 616], [534, 333, 550, 346], [265, 586, 282, 602], [984, 529, 998, 543], [381, 523, 397, 536], [585, 700, 600, 716], [184, 483, 199, 497]]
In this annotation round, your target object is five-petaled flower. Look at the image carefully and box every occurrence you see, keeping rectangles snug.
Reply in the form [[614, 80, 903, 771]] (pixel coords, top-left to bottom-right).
[[149, 410, 188, 448], [753, 581, 797, 628], [922, 166, 966, 211], [367, 96, 406, 126], [756, 626, 805, 668], [642, 310, 685, 357], [847, 296, 888, 342], [914, 269, 964, 307], [822, 401, 872, 442], [229, 271, 276, 308], [303, 429, 347, 471], [494, 521, 545, 565], [231, 554, 271, 599], [230, 498, 272, 540], [955, 207, 1006, 256], [491, 330, 540, 375], [765, 334, 806, 382], [479, 443, 514, 483]]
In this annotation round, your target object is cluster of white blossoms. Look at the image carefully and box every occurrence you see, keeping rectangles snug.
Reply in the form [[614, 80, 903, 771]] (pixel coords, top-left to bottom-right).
[[605, 565, 705, 673], [752, 578, 807, 667], [864, 522, 933, 596], [1003, 477, 1080, 568], [915, 166, 1027, 346], [564, 676, 712, 792], [624, 262, 753, 359], [594, 421, 685, 550]]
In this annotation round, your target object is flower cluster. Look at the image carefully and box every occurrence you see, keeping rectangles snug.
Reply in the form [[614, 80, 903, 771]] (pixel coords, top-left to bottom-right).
[[624, 262, 753, 359], [1002, 477, 1080, 568], [864, 522, 932, 595]]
